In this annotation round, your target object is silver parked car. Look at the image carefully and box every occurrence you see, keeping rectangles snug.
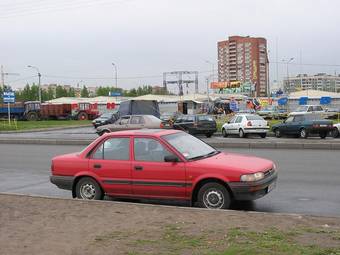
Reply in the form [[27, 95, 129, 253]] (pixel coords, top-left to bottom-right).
[[333, 123, 340, 138], [222, 114, 269, 138], [96, 115, 163, 136]]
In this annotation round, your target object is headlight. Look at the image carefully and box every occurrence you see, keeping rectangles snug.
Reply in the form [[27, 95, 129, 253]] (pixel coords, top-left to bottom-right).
[[240, 172, 264, 182]]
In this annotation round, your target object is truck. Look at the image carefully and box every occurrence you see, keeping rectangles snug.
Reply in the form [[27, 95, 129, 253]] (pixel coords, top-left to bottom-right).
[[0, 101, 40, 121], [71, 102, 100, 120], [118, 100, 160, 118]]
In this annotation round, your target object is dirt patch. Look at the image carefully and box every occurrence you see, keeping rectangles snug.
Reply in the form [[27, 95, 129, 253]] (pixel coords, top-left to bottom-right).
[[0, 194, 339, 255]]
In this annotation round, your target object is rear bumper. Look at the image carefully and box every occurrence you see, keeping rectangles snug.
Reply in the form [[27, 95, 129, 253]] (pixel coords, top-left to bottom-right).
[[243, 127, 269, 133], [50, 175, 75, 191], [229, 171, 277, 201], [307, 127, 333, 133]]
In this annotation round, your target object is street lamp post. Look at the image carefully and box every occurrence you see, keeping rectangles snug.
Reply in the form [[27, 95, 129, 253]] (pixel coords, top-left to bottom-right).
[[111, 63, 118, 90], [27, 65, 41, 102]]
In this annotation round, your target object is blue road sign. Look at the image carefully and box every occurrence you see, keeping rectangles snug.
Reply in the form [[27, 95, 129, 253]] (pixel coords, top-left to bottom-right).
[[3, 91, 15, 103], [109, 91, 122, 97]]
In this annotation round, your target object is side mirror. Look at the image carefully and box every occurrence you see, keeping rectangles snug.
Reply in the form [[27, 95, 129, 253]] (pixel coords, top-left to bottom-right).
[[227, 121, 230, 124], [164, 155, 178, 162]]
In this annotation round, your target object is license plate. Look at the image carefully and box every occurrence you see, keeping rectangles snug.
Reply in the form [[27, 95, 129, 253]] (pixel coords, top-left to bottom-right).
[[320, 125, 327, 127], [267, 182, 276, 193]]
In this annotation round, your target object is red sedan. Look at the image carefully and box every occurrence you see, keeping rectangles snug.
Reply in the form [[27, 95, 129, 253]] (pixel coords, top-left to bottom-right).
[[50, 129, 277, 209]]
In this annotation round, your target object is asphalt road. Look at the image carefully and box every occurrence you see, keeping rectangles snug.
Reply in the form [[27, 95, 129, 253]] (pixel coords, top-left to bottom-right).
[[0, 143, 339, 217], [0, 126, 339, 144]]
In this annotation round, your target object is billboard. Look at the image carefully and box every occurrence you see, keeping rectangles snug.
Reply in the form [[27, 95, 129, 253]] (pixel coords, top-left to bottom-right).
[[210, 81, 241, 89]]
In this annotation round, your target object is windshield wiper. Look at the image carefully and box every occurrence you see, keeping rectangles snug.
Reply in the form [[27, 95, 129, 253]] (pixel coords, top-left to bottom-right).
[[188, 150, 220, 161]]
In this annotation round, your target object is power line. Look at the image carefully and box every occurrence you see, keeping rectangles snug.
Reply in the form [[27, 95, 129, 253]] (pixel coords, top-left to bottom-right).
[[269, 61, 340, 67], [7, 75, 37, 83], [0, 0, 129, 19]]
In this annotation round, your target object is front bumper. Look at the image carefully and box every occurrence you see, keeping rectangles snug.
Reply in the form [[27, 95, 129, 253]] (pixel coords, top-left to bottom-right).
[[229, 170, 277, 201], [50, 175, 75, 191]]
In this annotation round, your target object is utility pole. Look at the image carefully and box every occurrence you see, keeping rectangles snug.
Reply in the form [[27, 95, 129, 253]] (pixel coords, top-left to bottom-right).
[[112, 62, 118, 89], [1, 65, 20, 91]]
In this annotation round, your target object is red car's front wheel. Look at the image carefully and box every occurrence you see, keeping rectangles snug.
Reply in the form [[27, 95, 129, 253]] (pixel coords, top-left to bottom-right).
[[197, 182, 231, 209]]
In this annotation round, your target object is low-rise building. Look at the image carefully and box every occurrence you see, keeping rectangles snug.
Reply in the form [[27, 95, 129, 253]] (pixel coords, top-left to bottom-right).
[[284, 73, 340, 93]]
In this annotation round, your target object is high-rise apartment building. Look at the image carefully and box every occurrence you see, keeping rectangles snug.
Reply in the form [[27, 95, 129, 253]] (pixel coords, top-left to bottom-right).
[[217, 35, 269, 96]]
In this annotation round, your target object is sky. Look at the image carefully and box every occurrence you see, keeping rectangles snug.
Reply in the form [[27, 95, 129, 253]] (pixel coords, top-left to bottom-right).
[[0, 0, 339, 93]]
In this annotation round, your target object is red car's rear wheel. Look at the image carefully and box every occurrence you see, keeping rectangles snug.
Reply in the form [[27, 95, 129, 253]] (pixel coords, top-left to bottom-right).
[[75, 177, 103, 200]]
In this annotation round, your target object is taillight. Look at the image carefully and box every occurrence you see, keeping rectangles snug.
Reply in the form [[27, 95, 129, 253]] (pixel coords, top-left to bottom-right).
[[313, 124, 320, 128], [160, 123, 164, 128], [247, 121, 252, 126]]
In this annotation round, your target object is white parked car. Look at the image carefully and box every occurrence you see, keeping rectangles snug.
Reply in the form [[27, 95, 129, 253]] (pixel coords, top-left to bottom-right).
[[333, 123, 340, 138], [222, 114, 269, 138], [289, 105, 325, 116]]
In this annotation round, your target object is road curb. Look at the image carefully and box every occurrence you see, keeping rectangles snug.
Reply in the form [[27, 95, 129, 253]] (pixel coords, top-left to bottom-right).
[[0, 137, 339, 150], [0, 124, 92, 134]]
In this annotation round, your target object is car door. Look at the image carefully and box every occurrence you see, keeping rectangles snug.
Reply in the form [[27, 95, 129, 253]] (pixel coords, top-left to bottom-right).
[[89, 137, 132, 196], [129, 116, 145, 130], [224, 116, 236, 134], [282, 116, 294, 134], [131, 137, 186, 199], [110, 116, 130, 131], [290, 115, 304, 134], [233, 116, 243, 134]]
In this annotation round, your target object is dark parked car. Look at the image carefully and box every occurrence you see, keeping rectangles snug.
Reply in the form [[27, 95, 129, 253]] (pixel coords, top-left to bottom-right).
[[92, 111, 119, 128], [272, 114, 333, 139], [172, 114, 217, 137]]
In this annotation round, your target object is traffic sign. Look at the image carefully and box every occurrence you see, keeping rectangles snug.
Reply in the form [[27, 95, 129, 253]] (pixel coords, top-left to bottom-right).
[[109, 91, 122, 97], [3, 91, 15, 103]]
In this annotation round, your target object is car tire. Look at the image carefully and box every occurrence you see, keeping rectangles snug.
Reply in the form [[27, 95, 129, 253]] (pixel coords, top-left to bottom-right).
[[319, 132, 327, 139], [239, 129, 246, 138], [78, 112, 88, 120], [300, 128, 308, 139], [333, 128, 339, 138], [205, 133, 213, 138], [75, 177, 103, 200], [260, 133, 267, 138], [222, 128, 228, 137], [274, 129, 281, 138], [99, 130, 110, 136], [197, 182, 231, 209]]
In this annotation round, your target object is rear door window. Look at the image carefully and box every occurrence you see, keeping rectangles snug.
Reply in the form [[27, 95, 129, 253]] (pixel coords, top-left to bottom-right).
[[235, 116, 243, 123], [198, 115, 214, 122], [130, 116, 144, 124], [92, 138, 130, 160]]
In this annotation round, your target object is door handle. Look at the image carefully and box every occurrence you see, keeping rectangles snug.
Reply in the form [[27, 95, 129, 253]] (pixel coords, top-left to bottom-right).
[[134, 166, 143, 171], [94, 164, 101, 169]]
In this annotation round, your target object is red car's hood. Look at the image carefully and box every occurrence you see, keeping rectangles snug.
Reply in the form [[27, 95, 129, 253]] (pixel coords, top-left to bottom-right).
[[189, 152, 274, 174]]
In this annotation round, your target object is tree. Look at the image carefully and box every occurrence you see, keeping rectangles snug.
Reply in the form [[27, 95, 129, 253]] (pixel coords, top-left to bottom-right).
[[68, 87, 76, 97], [81, 86, 89, 97]]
